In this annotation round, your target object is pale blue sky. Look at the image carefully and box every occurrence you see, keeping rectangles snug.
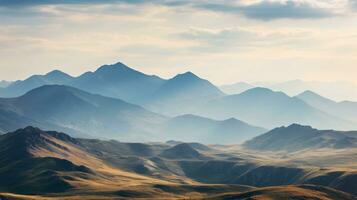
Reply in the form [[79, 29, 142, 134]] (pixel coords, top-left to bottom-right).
[[0, 0, 356, 85]]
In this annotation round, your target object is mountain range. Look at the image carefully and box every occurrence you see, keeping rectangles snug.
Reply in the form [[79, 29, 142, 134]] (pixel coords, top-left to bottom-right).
[[0, 62, 224, 116], [0, 85, 166, 140], [193, 87, 356, 130], [0, 85, 263, 143], [221, 79, 357, 102], [0, 126, 355, 199], [297, 90, 357, 124], [1, 61, 357, 132]]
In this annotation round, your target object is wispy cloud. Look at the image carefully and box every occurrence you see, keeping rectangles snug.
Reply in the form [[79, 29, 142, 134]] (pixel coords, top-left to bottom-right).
[[198, 1, 334, 20], [0, 0, 352, 20]]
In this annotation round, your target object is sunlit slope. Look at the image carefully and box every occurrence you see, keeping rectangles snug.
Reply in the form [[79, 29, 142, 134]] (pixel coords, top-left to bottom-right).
[[208, 185, 356, 200]]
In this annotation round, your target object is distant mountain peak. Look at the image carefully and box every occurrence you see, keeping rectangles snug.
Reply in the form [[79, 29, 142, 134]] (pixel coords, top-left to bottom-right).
[[223, 117, 239, 123], [21, 126, 43, 132], [239, 87, 285, 97], [25, 84, 75, 94], [172, 71, 200, 80], [297, 90, 336, 104], [45, 69, 70, 77], [298, 90, 321, 97], [286, 123, 313, 130], [160, 143, 203, 159], [95, 62, 135, 73], [246, 87, 274, 93]]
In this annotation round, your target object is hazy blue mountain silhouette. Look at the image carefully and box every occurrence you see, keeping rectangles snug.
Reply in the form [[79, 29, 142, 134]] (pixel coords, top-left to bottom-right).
[[244, 124, 357, 152], [146, 72, 225, 115], [220, 82, 254, 94], [0, 70, 73, 97], [0, 62, 224, 114], [161, 114, 266, 144], [0, 85, 167, 141], [194, 87, 356, 130], [70, 62, 165, 103], [2, 61, 355, 131], [0, 85, 265, 144], [297, 90, 357, 124]]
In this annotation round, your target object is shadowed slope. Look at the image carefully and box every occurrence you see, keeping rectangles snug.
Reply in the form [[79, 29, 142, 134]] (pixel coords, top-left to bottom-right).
[[0, 127, 91, 194]]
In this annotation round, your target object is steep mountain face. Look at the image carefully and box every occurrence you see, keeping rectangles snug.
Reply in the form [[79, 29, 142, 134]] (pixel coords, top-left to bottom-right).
[[297, 90, 357, 123], [243, 124, 357, 152], [161, 114, 266, 144], [146, 72, 225, 116], [0, 127, 92, 194], [70, 62, 165, 103], [0, 85, 167, 140], [194, 87, 356, 130], [0, 70, 74, 97]]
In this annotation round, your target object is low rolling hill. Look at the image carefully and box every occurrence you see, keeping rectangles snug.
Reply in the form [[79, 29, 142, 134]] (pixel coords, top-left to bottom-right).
[[243, 124, 357, 152], [160, 114, 266, 144]]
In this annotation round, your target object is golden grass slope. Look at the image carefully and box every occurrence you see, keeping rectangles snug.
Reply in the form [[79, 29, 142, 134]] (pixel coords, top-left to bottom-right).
[[207, 185, 356, 200]]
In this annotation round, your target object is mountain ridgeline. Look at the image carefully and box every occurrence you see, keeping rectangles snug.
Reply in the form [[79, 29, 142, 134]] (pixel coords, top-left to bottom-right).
[[194, 87, 356, 130], [1, 61, 356, 133], [0, 85, 167, 140], [0, 84, 263, 143], [0, 62, 224, 116]]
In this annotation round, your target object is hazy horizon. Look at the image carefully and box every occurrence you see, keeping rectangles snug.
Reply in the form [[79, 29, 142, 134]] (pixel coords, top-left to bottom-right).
[[1, 61, 357, 101]]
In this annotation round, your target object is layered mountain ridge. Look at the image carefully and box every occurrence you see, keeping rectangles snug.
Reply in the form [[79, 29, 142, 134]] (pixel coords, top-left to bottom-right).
[[1, 61, 356, 131]]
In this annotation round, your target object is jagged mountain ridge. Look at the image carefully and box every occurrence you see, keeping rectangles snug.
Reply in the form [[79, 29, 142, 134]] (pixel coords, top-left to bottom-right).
[[0, 62, 225, 113]]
